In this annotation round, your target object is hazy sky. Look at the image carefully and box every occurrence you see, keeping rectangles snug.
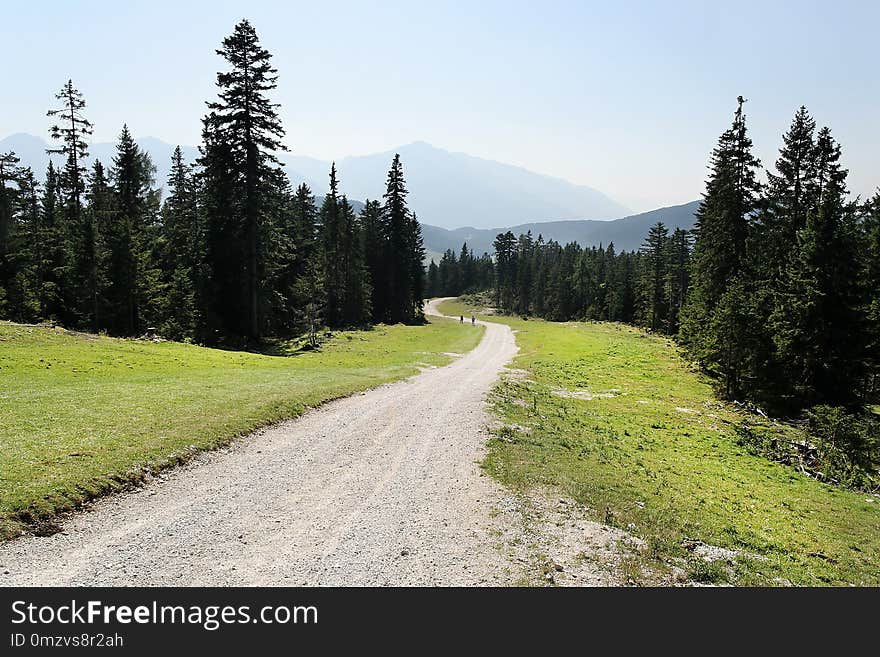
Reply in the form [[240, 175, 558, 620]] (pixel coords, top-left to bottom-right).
[[2, 0, 877, 211]]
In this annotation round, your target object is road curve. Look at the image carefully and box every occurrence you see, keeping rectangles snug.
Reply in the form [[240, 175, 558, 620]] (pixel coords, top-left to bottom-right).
[[0, 298, 520, 585]]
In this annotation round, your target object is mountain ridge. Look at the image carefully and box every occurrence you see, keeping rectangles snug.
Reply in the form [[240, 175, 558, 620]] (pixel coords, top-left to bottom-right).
[[1, 133, 628, 229], [419, 200, 701, 256]]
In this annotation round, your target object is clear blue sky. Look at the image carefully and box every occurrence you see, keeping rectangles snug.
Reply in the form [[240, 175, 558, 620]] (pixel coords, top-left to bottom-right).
[[3, 0, 877, 211]]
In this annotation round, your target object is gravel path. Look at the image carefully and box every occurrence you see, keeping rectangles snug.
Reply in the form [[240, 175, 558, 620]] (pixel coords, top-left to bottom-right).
[[0, 298, 521, 586]]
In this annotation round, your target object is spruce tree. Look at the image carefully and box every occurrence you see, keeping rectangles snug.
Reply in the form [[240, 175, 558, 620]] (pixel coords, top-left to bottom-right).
[[83, 160, 112, 329], [664, 228, 691, 334], [679, 98, 761, 396], [106, 125, 158, 336], [359, 199, 385, 318], [201, 19, 286, 340], [47, 80, 93, 327], [638, 221, 669, 331], [320, 163, 345, 327], [339, 195, 372, 325], [863, 192, 880, 398], [426, 260, 439, 297], [289, 183, 323, 339], [160, 147, 199, 339], [761, 106, 818, 265], [749, 106, 821, 402], [770, 127, 866, 408], [7, 167, 42, 321], [407, 212, 426, 319], [380, 154, 422, 323], [39, 161, 68, 321], [493, 231, 517, 311], [0, 152, 20, 316]]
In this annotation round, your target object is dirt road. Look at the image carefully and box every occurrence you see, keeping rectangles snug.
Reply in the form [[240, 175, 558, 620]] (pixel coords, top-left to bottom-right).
[[0, 298, 521, 586]]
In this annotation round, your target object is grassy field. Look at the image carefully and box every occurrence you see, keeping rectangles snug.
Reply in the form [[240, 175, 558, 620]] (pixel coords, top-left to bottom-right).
[[438, 298, 880, 585], [0, 317, 483, 539]]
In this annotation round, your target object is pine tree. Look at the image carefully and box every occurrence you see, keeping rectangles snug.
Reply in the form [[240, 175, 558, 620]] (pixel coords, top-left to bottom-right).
[[863, 192, 880, 398], [406, 212, 426, 320], [160, 147, 199, 339], [679, 97, 760, 366], [426, 260, 440, 297], [664, 228, 691, 334], [380, 154, 422, 323], [320, 163, 345, 327], [515, 231, 534, 315], [83, 160, 112, 329], [46, 80, 92, 230], [39, 161, 68, 321], [289, 183, 323, 339], [359, 199, 385, 317], [638, 221, 668, 331], [47, 80, 93, 327], [770, 127, 866, 408], [340, 195, 372, 325], [761, 106, 818, 265], [201, 19, 286, 340], [0, 152, 21, 316], [105, 125, 158, 336], [493, 231, 517, 311], [748, 106, 821, 403], [679, 98, 761, 396], [7, 166, 42, 321]]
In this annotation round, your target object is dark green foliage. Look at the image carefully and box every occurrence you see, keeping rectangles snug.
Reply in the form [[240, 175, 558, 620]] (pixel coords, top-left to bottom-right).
[[638, 221, 669, 331], [0, 20, 418, 343], [0, 152, 21, 317], [318, 171, 371, 328], [425, 241, 494, 298], [664, 228, 691, 334], [863, 193, 880, 397], [339, 196, 372, 325], [805, 406, 879, 490], [104, 125, 161, 336], [6, 167, 42, 321], [46, 80, 93, 326], [320, 163, 346, 327], [38, 161, 69, 322], [158, 147, 199, 339], [372, 154, 425, 323], [491, 231, 653, 326], [80, 160, 111, 330], [679, 99, 761, 398], [769, 128, 866, 408], [200, 19, 286, 341], [289, 184, 323, 344]]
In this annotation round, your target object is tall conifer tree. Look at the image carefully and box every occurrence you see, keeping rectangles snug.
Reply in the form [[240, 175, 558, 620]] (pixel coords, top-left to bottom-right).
[[201, 19, 286, 340]]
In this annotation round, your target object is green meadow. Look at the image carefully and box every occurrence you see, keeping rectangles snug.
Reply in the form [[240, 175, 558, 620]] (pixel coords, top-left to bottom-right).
[[439, 297, 880, 585], [0, 318, 483, 539]]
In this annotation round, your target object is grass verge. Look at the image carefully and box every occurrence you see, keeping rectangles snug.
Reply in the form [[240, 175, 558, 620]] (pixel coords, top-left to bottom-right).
[[438, 298, 880, 585], [0, 317, 484, 539]]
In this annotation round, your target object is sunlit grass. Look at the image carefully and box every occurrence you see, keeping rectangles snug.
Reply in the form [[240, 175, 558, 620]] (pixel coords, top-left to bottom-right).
[[439, 297, 880, 585], [0, 318, 484, 538]]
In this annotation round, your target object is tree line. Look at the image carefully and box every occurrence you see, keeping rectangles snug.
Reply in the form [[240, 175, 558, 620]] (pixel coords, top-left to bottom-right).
[[486, 226, 690, 329], [0, 20, 425, 346], [487, 100, 878, 420], [426, 243, 494, 298]]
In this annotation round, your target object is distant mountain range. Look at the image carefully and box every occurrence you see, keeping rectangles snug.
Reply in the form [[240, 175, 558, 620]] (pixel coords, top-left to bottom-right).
[[420, 200, 701, 257], [1, 132, 696, 254], [1, 134, 628, 230]]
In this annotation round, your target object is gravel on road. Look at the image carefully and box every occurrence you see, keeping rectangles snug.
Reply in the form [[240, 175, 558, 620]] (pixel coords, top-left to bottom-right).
[[0, 298, 522, 586]]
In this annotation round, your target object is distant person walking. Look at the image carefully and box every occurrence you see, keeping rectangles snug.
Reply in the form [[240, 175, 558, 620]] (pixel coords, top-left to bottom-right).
[[471, 315, 475, 325], [460, 315, 464, 324]]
